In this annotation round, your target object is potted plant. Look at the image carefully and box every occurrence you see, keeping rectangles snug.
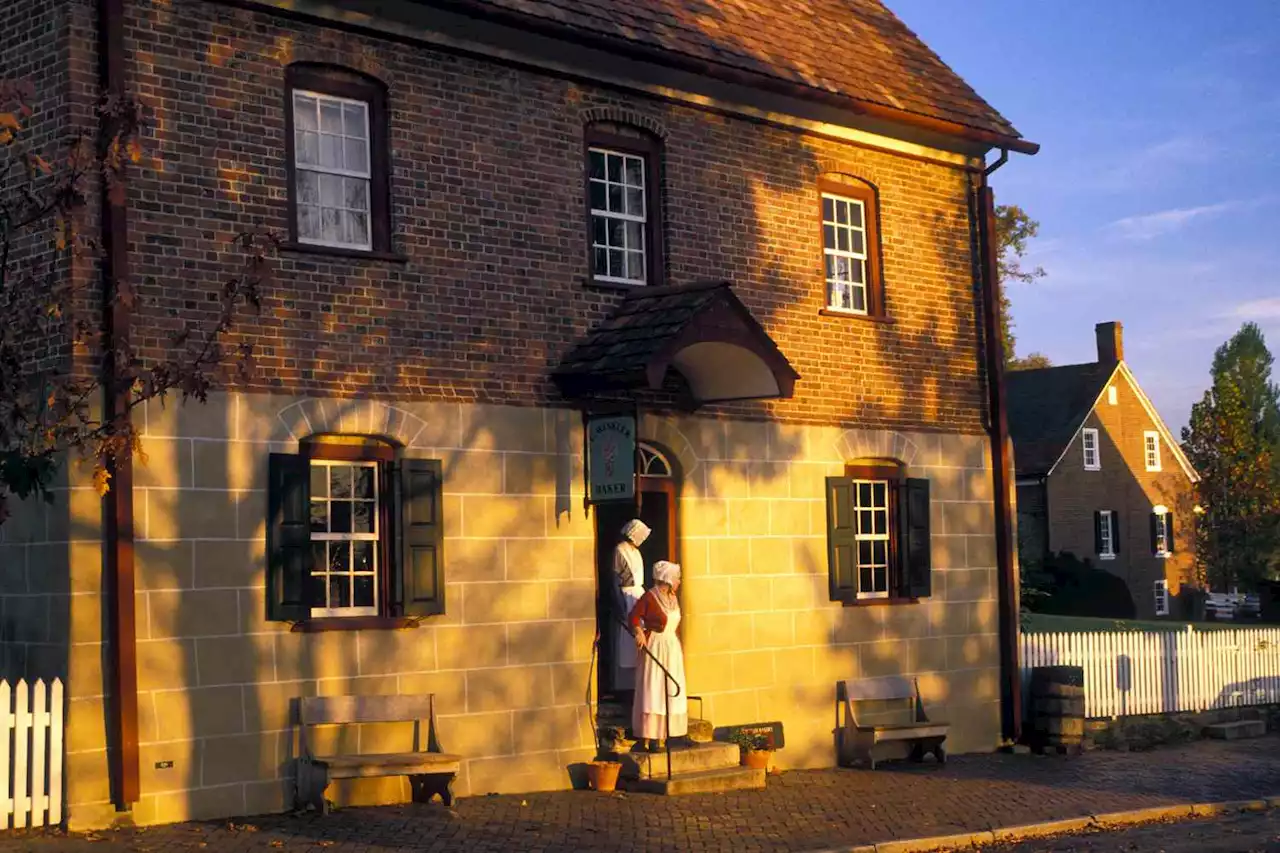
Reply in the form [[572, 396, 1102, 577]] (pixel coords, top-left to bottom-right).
[[585, 757, 622, 792], [729, 731, 774, 771]]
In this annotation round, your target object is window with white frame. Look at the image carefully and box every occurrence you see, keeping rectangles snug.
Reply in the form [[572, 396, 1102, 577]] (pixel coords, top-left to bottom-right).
[[822, 193, 870, 314], [1098, 510, 1116, 559], [1082, 428, 1100, 470], [1152, 506, 1172, 557], [1154, 579, 1170, 616], [851, 480, 891, 598], [1144, 431, 1162, 472], [292, 90, 372, 249], [308, 460, 380, 616], [588, 147, 648, 284], [1107, 386, 1118, 405]]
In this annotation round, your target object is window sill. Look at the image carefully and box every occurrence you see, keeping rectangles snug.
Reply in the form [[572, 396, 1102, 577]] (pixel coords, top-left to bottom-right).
[[836, 596, 921, 607], [290, 616, 420, 633], [1155, 552, 1172, 560], [1099, 554, 1116, 561], [818, 309, 896, 325], [584, 277, 647, 293], [1084, 466, 1101, 472], [280, 242, 409, 263]]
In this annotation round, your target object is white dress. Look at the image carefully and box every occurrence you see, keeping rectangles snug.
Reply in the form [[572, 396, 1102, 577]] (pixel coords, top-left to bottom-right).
[[634, 593, 688, 740], [612, 541, 645, 689]]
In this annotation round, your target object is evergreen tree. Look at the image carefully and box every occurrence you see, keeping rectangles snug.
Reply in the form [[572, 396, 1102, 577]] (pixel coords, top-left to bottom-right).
[[1182, 323, 1280, 590]]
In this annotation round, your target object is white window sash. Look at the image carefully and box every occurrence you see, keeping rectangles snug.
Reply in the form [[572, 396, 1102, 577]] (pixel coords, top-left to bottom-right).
[[292, 89, 373, 250], [1082, 429, 1100, 470], [851, 479, 891, 598], [1144, 432, 1162, 471], [822, 192, 870, 314], [309, 460, 381, 617], [1099, 511, 1115, 558], [1154, 581, 1170, 616]]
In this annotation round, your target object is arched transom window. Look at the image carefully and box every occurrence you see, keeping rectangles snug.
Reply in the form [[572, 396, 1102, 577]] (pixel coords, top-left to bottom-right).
[[637, 442, 673, 478]]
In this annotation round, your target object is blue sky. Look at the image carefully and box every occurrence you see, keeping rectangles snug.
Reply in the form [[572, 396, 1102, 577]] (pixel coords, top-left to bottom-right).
[[890, 0, 1280, 430]]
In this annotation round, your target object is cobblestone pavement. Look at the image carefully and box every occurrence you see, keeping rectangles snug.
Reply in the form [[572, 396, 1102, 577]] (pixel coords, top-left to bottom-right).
[[3, 738, 1280, 853], [978, 810, 1280, 852]]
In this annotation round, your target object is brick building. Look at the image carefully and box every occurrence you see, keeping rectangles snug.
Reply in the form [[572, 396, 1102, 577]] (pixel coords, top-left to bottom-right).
[[0, 0, 1036, 829], [1009, 322, 1200, 619]]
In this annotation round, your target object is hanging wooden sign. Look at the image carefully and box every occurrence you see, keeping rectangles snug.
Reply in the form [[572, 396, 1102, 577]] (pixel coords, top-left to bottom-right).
[[586, 413, 636, 504]]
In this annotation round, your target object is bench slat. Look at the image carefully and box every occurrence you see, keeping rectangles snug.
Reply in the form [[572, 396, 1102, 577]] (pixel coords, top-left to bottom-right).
[[301, 694, 437, 725], [838, 676, 915, 702], [312, 752, 462, 779]]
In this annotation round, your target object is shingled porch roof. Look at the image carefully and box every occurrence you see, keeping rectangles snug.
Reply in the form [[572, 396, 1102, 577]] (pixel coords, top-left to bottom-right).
[[552, 281, 799, 405]]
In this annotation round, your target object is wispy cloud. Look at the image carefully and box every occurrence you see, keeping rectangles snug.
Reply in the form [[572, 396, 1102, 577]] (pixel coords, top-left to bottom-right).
[[1223, 297, 1280, 322], [1108, 201, 1238, 240]]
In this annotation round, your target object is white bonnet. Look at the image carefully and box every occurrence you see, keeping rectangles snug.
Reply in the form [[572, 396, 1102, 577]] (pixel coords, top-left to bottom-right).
[[621, 519, 651, 546], [653, 560, 681, 585]]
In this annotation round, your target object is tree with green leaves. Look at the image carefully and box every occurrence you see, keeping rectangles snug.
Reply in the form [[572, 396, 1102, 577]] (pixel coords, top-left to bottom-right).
[[1181, 322, 1280, 590], [993, 203, 1046, 366]]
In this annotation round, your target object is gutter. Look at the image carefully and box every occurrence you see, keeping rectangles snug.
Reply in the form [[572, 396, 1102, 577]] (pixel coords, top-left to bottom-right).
[[98, 0, 141, 811], [409, 0, 1041, 156], [975, 149, 1022, 744]]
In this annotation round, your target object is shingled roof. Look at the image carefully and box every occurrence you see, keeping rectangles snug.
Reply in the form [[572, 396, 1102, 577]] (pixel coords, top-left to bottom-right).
[[1006, 362, 1116, 477], [428, 0, 1027, 145], [553, 281, 798, 404]]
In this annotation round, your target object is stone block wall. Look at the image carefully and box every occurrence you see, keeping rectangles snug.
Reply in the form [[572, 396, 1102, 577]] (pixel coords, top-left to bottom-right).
[[35, 391, 1000, 828]]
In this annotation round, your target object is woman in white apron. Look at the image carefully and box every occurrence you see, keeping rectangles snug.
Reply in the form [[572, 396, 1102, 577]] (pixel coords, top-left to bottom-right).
[[629, 560, 687, 752], [611, 519, 650, 696]]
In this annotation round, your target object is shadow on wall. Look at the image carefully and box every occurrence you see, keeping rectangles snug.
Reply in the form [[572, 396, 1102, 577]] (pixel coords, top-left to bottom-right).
[[24, 0, 1008, 824]]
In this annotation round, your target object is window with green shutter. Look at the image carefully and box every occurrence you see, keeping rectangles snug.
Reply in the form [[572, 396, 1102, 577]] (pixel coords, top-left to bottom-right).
[[267, 437, 445, 624], [826, 461, 932, 604]]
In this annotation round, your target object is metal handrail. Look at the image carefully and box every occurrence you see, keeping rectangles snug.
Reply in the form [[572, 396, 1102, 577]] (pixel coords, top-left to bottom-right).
[[609, 610, 681, 781]]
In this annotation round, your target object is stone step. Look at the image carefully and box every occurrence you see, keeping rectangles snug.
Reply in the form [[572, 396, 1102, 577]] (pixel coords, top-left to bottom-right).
[[1204, 720, 1267, 740], [612, 742, 741, 780], [624, 765, 766, 796]]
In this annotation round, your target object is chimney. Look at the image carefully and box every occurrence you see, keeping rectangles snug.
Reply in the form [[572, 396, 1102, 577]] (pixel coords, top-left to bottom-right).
[[1096, 321, 1124, 364]]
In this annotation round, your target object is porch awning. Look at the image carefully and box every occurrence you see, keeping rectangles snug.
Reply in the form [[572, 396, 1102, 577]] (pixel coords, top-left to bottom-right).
[[552, 281, 800, 405]]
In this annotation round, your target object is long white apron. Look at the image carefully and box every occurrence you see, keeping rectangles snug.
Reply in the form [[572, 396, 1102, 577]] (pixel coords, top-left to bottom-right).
[[613, 542, 645, 688], [633, 596, 688, 740]]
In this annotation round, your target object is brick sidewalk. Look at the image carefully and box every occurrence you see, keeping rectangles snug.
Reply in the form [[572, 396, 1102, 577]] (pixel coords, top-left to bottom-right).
[[4, 738, 1280, 853]]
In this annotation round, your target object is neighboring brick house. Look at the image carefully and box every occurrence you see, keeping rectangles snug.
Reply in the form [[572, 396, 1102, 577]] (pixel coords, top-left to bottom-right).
[[0, 0, 1037, 830], [1009, 322, 1200, 619]]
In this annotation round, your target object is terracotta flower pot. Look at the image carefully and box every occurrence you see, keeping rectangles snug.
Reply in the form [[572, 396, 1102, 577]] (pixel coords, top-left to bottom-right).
[[743, 749, 772, 771], [586, 760, 622, 792]]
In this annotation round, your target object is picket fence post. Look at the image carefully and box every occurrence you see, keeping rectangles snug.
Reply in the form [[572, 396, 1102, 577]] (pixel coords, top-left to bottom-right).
[[0, 678, 65, 830]]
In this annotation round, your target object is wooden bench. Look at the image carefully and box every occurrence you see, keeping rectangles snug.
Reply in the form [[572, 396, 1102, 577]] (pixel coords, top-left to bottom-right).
[[296, 694, 462, 813], [836, 677, 948, 770]]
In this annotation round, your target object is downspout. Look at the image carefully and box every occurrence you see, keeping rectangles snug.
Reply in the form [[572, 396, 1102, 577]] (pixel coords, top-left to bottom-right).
[[975, 148, 1021, 744], [98, 0, 140, 810]]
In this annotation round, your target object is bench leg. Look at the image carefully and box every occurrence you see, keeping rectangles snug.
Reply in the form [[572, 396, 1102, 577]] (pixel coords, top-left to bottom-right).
[[411, 772, 456, 807], [934, 742, 947, 766], [296, 761, 331, 814], [908, 742, 925, 763]]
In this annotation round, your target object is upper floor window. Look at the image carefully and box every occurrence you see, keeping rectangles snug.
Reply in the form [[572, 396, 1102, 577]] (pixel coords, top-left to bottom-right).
[[1144, 431, 1162, 472], [285, 65, 392, 254], [1082, 427, 1100, 470], [1107, 386, 1118, 405], [826, 461, 931, 605], [818, 176, 883, 317], [586, 125, 662, 286]]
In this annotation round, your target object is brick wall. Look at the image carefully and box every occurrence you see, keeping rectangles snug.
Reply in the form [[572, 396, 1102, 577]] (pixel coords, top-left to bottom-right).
[[119, 0, 989, 433], [1015, 481, 1047, 568], [1046, 369, 1197, 618]]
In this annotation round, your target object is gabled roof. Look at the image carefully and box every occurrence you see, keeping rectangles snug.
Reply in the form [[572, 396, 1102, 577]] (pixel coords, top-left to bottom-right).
[[1007, 361, 1198, 482], [552, 281, 798, 405], [425, 0, 1030, 148], [1007, 362, 1115, 477]]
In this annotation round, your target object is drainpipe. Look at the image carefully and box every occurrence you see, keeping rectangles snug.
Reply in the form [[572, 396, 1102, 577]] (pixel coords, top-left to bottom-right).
[[975, 148, 1021, 744], [98, 0, 140, 810]]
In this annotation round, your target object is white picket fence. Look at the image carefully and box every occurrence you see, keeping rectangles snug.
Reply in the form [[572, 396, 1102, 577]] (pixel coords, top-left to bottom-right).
[[1022, 629, 1280, 719], [1, 679, 63, 829]]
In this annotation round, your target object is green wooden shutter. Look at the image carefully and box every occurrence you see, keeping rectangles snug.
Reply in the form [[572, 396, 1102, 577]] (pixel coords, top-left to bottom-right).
[[1093, 511, 1103, 556], [267, 453, 311, 621], [902, 478, 932, 599], [1150, 512, 1159, 555], [1112, 510, 1121, 555], [1166, 513, 1175, 553], [398, 458, 445, 617], [825, 477, 857, 601]]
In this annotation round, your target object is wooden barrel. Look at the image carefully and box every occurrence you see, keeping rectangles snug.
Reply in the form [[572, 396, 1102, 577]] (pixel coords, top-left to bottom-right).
[[1029, 665, 1085, 752]]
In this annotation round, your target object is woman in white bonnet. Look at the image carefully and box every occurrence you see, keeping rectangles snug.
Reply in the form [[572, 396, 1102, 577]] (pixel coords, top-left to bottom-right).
[[628, 559, 688, 752], [611, 519, 650, 699]]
